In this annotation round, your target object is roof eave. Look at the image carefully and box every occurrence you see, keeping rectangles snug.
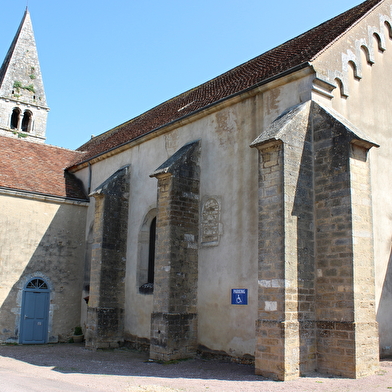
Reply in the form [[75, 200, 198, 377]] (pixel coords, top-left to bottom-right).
[[0, 186, 89, 205], [68, 62, 313, 172]]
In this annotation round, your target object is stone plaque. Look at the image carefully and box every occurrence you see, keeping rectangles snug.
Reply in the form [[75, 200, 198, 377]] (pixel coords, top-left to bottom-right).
[[201, 197, 221, 246]]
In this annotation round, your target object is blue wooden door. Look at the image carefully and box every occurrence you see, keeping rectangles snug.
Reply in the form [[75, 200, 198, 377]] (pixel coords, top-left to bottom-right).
[[20, 281, 49, 344]]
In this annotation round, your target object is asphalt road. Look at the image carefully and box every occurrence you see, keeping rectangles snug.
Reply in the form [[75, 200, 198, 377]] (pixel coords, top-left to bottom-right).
[[0, 344, 392, 392]]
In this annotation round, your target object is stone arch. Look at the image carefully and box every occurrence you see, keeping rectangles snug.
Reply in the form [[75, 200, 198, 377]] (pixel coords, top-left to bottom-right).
[[137, 208, 157, 294], [20, 272, 53, 294], [326, 13, 392, 100], [342, 49, 362, 80], [373, 32, 385, 52], [348, 60, 361, 80], [334, 77, 347, 98], [360, 44, 373, 65], [24, 277, 49, 290], [384, 20, 392, 39]]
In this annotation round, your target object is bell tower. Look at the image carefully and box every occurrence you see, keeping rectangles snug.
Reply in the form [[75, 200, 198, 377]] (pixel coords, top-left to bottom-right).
[[0, 8, 49, 143]]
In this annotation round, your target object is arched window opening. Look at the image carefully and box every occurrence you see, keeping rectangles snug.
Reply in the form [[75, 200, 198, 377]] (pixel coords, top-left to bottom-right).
[[21, 111, 32, 133], [138, 211, 157, 294], [10, 108, 20, 129], [25, 278, 49, 290]]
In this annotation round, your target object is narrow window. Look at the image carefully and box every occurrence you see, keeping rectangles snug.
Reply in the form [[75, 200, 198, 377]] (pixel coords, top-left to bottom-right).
[[10, 108, 20, 129], [147, 217, 156, 284], [138, 213, 157, 294], [21, 111, 32, 133]]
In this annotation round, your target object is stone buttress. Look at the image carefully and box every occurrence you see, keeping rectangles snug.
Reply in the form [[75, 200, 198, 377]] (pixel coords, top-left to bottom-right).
[[149, 140, 201, 361], [85, 166, 130, 348], [251, 101, 379, 380]]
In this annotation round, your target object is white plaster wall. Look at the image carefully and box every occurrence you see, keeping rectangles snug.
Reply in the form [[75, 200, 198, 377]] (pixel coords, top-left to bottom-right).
[[75, 73, 312, 357]]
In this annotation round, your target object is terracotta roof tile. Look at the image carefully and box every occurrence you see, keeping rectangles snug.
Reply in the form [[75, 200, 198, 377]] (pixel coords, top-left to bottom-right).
[[73, 0, 382, 165], [0, 136, 87, 200]]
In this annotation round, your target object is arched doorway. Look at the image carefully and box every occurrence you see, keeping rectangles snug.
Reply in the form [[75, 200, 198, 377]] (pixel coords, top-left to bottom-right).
[[20, 278, 50, 344]]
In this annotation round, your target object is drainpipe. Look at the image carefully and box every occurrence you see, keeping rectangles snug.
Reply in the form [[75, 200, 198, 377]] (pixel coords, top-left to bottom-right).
[[88, 162, 92, 194]]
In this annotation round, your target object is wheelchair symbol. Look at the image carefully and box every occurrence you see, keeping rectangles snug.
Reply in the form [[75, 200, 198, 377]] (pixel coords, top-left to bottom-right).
[[232, 289, 248, 305]]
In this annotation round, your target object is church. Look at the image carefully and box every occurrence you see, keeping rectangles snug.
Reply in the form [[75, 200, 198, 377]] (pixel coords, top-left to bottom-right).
[[0, 0, 391, 381]]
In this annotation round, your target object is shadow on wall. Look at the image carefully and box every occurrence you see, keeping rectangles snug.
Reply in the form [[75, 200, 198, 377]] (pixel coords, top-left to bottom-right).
[[377, 246, 392, 358], [0, 203, 86, 344]]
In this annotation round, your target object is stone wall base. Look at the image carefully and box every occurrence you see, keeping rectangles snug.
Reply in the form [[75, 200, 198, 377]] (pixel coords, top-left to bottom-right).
[[85, 307, 124, 349], [197, 345, 255, 365], [317, 321, 379, 378], [150, 312, 197, 361], [255, 319, 300, 380], [255, 319, 379, 379], [381, 347, 392, 359], [124, 334, 150, 353]]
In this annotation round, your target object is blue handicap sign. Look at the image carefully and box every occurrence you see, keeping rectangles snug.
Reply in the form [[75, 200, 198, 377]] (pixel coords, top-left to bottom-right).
[[231, 289, 248, 305]]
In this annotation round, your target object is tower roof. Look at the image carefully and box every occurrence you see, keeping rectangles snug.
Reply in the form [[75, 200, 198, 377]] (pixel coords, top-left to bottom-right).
[[0, 9, 47, 107]]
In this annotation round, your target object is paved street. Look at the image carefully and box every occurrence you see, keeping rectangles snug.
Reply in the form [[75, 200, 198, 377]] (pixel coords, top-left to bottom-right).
[[1, 344, 392, 391]]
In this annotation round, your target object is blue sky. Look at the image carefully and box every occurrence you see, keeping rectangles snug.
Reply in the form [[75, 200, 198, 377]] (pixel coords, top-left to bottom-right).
[[0, 0, 361, 149]]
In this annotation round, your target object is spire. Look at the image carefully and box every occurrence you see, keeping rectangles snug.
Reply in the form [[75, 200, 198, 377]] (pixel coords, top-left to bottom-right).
[[0, 9, 47, 105], [0, 9, 49, 142]]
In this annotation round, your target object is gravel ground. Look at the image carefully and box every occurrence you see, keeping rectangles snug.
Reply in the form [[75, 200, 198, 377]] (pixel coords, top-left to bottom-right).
[[0, 343, 392, 392]]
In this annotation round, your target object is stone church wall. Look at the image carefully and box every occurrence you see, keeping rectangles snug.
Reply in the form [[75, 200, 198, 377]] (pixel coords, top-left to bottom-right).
[[76, 73, 314, 359], [0, 193, 87, 343]]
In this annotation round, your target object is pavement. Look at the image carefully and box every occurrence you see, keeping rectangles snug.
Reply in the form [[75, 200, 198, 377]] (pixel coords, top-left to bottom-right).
[[0, 343, 392, 391]]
